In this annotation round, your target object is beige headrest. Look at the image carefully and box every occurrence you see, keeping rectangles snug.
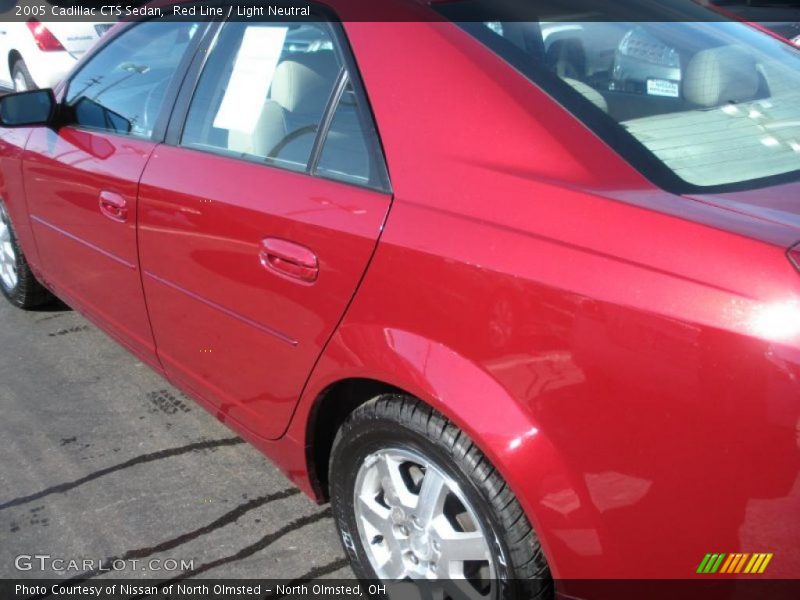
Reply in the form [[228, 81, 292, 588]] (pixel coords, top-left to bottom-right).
[[683, 45, 759, 107], [269, 51, 338, 114]]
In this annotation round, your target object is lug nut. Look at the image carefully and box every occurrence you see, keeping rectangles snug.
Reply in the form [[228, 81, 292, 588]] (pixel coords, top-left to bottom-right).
[[398, 525, 409, 536], [408, 554, 419, 565], [391, 507, 405, 523]]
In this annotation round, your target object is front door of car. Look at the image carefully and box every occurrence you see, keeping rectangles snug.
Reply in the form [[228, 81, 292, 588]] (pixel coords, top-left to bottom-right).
[[138, 19, 392, 439], [23, 21, 205, 363]]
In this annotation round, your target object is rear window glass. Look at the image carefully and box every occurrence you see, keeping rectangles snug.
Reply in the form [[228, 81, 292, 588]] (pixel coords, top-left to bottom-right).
[[438, 0, 800, 192]]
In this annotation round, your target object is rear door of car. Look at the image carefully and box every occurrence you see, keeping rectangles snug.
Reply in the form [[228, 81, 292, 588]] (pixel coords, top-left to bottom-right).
[[22, 20, 209, 363], [138, 13, 392, 439]]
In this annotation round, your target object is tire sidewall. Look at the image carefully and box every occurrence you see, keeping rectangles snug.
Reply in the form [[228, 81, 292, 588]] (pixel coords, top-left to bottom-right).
[[331, 415, 516, 598], [0, 199, 49, 309]]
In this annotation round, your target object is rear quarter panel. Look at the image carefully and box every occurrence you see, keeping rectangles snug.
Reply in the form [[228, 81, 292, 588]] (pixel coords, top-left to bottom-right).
[[284, 21, 800, 579]]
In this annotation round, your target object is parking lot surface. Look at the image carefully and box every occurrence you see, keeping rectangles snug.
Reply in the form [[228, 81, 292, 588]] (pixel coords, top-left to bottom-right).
[[0, 299, 352, 581]]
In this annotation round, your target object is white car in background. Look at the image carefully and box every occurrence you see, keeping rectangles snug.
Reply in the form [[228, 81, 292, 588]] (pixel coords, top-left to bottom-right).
[[0, 20, 113, 91]]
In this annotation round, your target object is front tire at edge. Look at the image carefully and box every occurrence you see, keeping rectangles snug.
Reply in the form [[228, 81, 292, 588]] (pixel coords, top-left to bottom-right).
[[0, 200, 52, 309]]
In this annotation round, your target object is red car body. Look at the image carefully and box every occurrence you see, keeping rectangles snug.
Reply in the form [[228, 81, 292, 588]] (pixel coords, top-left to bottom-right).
[[1, 0, 799, 583]]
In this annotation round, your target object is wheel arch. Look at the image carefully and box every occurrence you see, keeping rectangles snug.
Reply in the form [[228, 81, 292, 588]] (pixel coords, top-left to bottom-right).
[[305, 377, 402, 502], [294, 323, 605, 579]]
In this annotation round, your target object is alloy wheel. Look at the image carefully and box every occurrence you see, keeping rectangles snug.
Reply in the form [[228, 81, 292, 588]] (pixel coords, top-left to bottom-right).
[[354, 447, 497, 596], [0, 204, 19, 291]]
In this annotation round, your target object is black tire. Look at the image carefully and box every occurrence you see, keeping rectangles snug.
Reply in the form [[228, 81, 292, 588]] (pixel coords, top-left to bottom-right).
[[0, 201, 52, 309], [330, 394, 553, 600], [12, 58, 36, 91]]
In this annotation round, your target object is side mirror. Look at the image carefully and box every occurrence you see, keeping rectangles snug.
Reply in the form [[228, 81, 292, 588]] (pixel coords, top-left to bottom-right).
[[0, 89, 56, 128]]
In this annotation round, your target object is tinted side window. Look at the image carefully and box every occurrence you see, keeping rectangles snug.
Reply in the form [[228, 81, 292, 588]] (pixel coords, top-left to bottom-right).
[[314, 81, 373, 187], [65, 21, 200, 139], [182, 22, 342, 173]]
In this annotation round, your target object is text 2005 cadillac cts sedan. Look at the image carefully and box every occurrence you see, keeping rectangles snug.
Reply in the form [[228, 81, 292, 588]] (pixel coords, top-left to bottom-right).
[[1, 0, 799, 595]]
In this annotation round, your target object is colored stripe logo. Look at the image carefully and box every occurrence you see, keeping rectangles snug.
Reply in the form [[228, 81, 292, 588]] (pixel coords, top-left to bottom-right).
[[697, 553, 773, 574]]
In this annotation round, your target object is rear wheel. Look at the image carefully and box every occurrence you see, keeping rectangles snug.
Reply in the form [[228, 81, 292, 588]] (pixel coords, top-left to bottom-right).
[[0, 201, 52, 309], [330, 394, 552, 600], [12, 59, 35, 91]]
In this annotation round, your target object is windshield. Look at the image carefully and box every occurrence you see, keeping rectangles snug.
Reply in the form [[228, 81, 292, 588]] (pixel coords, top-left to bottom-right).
[[438, 1, 800, 192]]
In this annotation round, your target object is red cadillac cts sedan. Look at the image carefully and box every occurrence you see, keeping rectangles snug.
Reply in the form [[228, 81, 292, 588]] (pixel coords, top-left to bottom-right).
[[1, 0, 799, 595]]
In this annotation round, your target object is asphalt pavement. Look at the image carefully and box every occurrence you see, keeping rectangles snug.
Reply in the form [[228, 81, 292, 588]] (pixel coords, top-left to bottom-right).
[[0, 297, 352, 581]]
